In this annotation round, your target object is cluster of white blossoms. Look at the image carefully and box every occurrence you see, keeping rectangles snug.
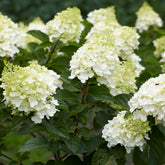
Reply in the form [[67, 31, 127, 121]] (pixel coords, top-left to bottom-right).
[[70, 6, 144, 96], [46, 7, 84, 43], [0, 13, 20, 58], [87, 6, 117, 25], [135, 2, 163, 33], [70, 31, 120, 84], [102, 111, 151, 153], [128, 73, 165, 126], [18, 17, 47, 49], [86, 6, 120, 39], [0, 62, 63, 123], [153, 36, 165, 61]]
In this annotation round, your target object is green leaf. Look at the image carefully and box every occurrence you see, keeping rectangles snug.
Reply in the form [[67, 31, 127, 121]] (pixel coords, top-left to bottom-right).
[[76, 139, 88, 154], [86, 135, 105, 156], [113, 94, 133, 109], [63, 133, 80, 154], [27, 42, 39, 51], [56, 99, 69, 112], [94, 111, 112, 129], [78, 127, 90, 138], [30, 162, 44, 165], [115, 158, 126, 165], [136, 71, 151, 88], [110, 145, 126, 165], [88, 85, 113, 104], [148, 126, 165, 165], [27, 30, 49, 42], [43, 119, 69, 139], [59, 44, 80, 55], [12, 115, 28, 128], [0, 103, 6, 110], [0, 125, 9, 137], [35, 41, 52, 50], [9, 161, 19, 165], [111, 145, 126, 160], [55, 90, 79, 103], [49, 140, 60, 154], [133, 147, 148, 165], [19, 136, 47, 152], [64, 155, 83, 165], [17, 125, 44, 135], [49, 55, 70, 74], [69, 104, 87, 116], [45, 160, 65, 165], [92, 149, 111, 165]]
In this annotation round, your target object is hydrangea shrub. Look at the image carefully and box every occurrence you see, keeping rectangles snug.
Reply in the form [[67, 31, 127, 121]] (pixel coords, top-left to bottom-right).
[[0, 4, 165, 165]]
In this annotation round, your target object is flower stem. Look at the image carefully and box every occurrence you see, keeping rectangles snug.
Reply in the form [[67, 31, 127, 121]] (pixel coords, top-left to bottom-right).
[[0, 153, 14, 161], [46, 37, 61, 64], [75, 79, 90, 132]]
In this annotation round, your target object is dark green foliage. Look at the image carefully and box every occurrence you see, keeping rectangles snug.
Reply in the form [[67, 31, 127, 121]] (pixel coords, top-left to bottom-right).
[[1, 0, 165, 26]]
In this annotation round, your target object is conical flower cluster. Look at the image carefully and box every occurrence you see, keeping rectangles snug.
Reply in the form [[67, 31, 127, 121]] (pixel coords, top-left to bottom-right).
[[46, 7, 84, 43], [102, 111, 151, 153], [153, 36, 165, 61], [0, 62, 63, 123], [87, 6, 117, 25], [128, 73, 165, 126], [135, 2, 163, 33], [70, 7, 144, 96], [0, 13, 20, 57]]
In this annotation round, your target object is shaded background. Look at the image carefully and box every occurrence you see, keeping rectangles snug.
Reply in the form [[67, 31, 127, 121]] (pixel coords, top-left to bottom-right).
[[0, 0, 165, 26]]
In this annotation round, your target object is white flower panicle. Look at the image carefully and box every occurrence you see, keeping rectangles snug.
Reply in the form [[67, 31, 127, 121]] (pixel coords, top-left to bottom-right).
[[86, 6, 120, 40], [0, 13, 20, 58], [70, 26, 143, 96], [87, 6, 117, 25], [135, 2, 163, 33], [69, 31, 120, 84], [0, 62, 63, 123], [102, 111, 151, 153], [128, 74, 165, 126], [46, 7, 84, 43], [153, 36, 165, 61]]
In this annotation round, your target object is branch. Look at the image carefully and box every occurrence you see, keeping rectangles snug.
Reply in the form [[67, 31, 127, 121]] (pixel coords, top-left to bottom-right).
[[0, 162, 5, 165], [80, 79, 90, 104], [89, 101, 100, 109], [61, 153, 69, 160], [75, 79, 90, 132], [0, 153, 14, 161], [45, 37, 61, 64], [150, 29, 156, 39]]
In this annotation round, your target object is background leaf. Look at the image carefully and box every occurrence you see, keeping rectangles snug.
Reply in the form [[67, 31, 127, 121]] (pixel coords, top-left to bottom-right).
[[19, 136, 47, 152]]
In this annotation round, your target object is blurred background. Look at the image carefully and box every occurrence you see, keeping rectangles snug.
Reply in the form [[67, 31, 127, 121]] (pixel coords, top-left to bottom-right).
[[0, 0, 165, 26]]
